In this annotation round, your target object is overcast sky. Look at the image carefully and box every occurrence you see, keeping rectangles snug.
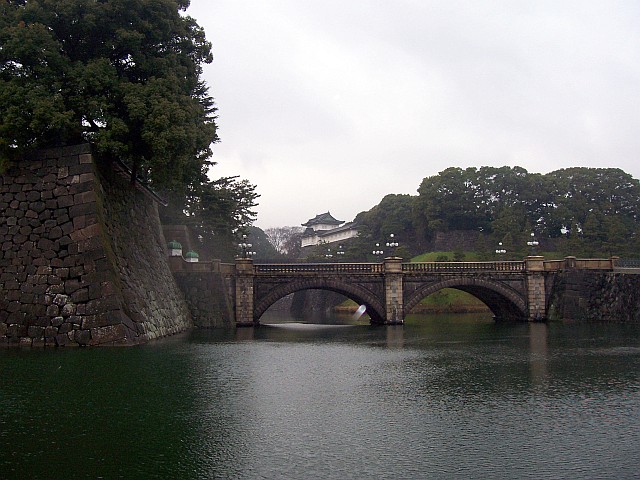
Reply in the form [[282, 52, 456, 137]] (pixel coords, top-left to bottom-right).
[[188, 0, 640, 229]]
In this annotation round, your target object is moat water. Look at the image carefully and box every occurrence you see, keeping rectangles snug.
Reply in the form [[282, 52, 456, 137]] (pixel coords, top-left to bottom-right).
[[2, 313, 639, 479]]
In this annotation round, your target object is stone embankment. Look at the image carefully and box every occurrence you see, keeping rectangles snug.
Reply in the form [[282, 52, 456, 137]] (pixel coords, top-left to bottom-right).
[[549, 270, 640, 323], [1, 145, 192, 346]]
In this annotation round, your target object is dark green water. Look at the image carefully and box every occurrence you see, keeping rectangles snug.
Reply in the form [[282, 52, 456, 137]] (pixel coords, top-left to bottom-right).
[[2, 314, 639, 479]]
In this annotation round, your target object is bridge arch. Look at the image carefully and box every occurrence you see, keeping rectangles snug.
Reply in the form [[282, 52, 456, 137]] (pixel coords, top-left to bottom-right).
[[254, 278, 386, 323], [404, 276, 527, 321]]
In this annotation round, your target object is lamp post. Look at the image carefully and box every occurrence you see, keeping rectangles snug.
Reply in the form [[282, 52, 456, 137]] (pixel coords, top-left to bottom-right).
[[526, 232, 539, 255], [325, 247, 333, 260], [238, 234, 256, 259], [372, 243, 384, 259], [495, 241, 507, 258], [386, 233, 399, 256], [336, 245, 345, 260]]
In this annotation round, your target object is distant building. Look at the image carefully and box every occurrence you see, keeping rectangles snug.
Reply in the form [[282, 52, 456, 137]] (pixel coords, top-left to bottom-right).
[[301, 212, 359, 247]]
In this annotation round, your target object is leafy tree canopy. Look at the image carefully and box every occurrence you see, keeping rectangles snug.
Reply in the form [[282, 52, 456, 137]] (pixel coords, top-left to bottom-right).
[[162, 176, 259, 261], [356, 165, 640, 258], [0, 0, 217, 190]]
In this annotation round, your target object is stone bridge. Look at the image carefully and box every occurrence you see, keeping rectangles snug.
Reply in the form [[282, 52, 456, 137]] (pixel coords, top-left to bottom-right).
[[170, 255, 628, 326], [230, 256, 612, 326]]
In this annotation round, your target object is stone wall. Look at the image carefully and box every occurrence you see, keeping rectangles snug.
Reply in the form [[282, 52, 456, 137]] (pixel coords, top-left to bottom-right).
[[169, 259, 234, 328], [0, 145, 192, 346], [548, 271, 640, 323], [290, 289, 350, 320], [432, 230, 481, 252]]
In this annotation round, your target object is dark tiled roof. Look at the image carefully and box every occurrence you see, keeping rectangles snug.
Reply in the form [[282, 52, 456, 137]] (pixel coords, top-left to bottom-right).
[[317, 222, 357, 237], [302, 211, 343, 227]]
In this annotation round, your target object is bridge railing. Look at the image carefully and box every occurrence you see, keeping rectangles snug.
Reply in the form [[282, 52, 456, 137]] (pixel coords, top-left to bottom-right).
[[613, 258, 640, 268], [402, 261, 525, 273], [253, 263, 384, 275], [543, 260, 564, 272]]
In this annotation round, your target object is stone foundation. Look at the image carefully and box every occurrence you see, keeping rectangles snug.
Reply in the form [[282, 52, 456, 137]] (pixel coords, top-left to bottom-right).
[[548, 270, 640, 323], [0, 145, 192, 346]]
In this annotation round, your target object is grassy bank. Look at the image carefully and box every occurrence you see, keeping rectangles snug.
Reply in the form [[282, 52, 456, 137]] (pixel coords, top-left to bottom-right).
[[334, 288, 490, 315]]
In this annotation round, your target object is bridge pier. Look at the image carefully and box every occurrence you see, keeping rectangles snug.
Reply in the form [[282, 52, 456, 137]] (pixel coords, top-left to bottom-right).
[[235, 258, 256, 327], [384, 257, 404, 324], [525, 256, 546, 321]]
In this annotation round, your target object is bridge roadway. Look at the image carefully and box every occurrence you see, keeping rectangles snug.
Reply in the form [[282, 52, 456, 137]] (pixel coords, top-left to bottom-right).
[[232, 256, 560, 326]]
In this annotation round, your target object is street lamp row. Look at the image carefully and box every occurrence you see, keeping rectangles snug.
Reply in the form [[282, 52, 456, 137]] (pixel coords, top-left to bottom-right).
[[238, 234, 256, 258], [373, 234, 399, 258], [495, 232, 540, 258], [527, 232, 539, 254], [325, 245, 345, 259]]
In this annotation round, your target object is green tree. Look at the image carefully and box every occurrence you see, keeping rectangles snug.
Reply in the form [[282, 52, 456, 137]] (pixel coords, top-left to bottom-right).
[[246, 226, 281, 261], [355, 194, 418, 254], [176, 176, 258, 261], [415, 167, 492, 235], [0, 0, 217, 190], [547, 168, 640, 238]]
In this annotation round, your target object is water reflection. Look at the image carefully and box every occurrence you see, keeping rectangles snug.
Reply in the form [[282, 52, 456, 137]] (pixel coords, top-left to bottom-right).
[[385, 325, 404, 349], [529, 322, 549, 387], [2, 314, 639, 479]]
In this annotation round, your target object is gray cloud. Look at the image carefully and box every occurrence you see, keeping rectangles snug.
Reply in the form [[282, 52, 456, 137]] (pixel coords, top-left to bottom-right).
[[188, 0, 640, 228]]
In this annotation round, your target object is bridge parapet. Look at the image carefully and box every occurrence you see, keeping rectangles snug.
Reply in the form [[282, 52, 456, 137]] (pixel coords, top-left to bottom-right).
[[544, 257, 617, 272], [570, 258, 615, 270], [403, 261, 525, 273], [254, 263, 384, 275]]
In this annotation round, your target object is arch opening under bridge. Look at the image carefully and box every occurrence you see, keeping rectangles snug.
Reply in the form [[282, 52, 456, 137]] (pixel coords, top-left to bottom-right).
[[254, 277, 386, 324], [404, 277, 528, 321]]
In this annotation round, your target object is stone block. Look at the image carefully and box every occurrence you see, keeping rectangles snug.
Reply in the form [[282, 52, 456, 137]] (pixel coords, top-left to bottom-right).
[[57, 166, 69, 179], [78, 153, 93, 164], [63, 144, 91, 156], [72, 215, 87, 230], [47, 275, 63, 286], [51, 317, 64, 327], [58, 322, 72, 334], [52, 293, 69, 306], [46, 284, 64, 295], [27, 190, 41, 202], [63, 255, 79, 267], [74, 191, 95, 204], [69, 202, 96, 218], [78, 173, 94, 184], [74, 329, 91, 345], [69, 163, 94, 175], [57, 195, 74, 208], [90, 324, 130, 345], [71, 288, 89, 303], [70, 179, 94, 194], [64, 279, 84, 294], [28, 326, 45, 338], [70, 223, 101, 242], [61, 221, 74, 235], [37, 238, 55, 250], [82, 313, 118, 329], [44, 326, 58, 338]]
